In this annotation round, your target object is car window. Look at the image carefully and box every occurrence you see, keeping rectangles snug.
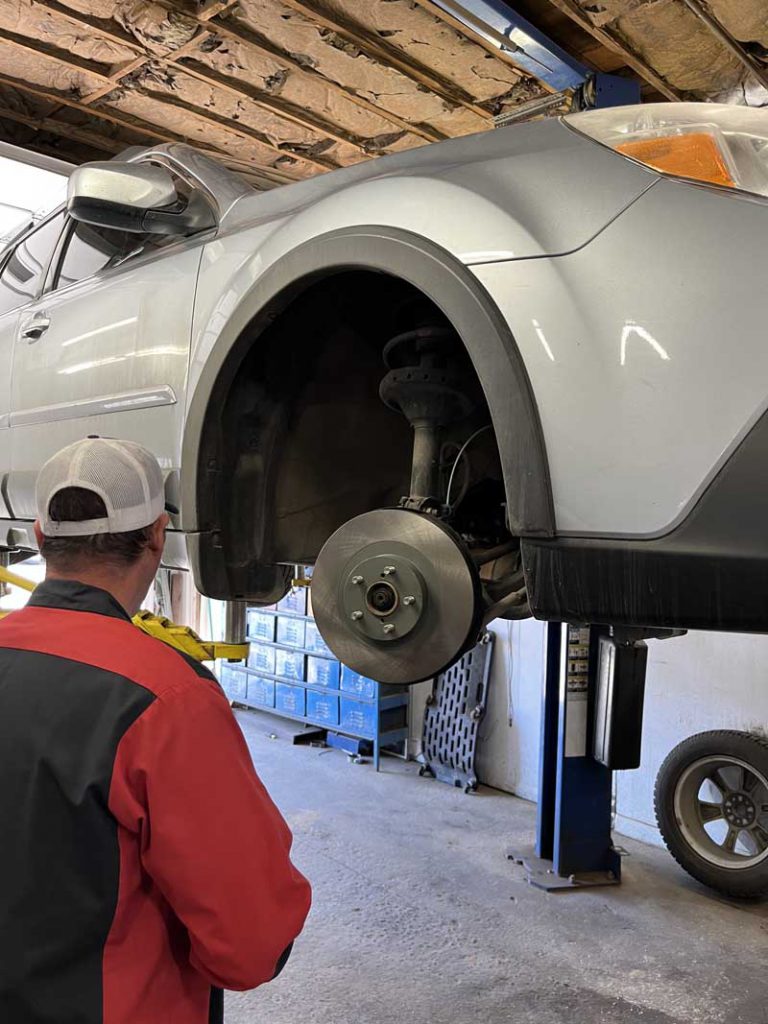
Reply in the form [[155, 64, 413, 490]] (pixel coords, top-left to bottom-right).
[[0, 211, 65, 316], [54, 221, 173, 290]]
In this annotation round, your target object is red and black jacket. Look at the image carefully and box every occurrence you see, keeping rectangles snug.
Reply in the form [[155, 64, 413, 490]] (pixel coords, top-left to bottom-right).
[[0, 579, 311, 1024]]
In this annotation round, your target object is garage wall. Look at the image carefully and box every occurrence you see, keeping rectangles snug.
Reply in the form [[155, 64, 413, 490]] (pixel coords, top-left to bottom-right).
[[615, 630, 768, 846], [473, 619, 768, 849]]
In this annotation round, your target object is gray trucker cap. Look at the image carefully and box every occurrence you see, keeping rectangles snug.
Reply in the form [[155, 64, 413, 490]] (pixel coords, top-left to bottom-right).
[[36, 438, 166, 537]]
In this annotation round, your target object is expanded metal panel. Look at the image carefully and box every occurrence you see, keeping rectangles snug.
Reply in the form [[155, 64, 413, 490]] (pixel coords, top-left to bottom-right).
[[420, 633, 494, 793]]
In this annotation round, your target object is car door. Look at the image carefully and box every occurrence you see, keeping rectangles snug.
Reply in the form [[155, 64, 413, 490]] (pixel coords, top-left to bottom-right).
[[0, 211, 66, 523], [8, 215, 204, 519]]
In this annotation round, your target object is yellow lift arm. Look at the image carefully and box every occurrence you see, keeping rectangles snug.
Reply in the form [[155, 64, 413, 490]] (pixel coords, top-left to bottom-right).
[[0, 565, 248, 664]]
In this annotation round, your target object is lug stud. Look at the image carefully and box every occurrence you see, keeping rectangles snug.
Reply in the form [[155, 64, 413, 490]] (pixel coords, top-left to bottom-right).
[[382, 566, 396, 576], [351, 575, 364, 585], [351, 611, 363, 621], [383, 623, 395, 634], [403, 595, 415, 606]]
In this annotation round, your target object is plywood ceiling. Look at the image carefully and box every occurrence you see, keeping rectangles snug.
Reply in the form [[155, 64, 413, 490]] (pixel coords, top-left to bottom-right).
[[0, 0, 764, 188]]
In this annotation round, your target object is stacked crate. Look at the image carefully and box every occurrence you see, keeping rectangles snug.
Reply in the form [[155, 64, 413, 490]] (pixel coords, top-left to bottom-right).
[[219, 587, 408, 768]]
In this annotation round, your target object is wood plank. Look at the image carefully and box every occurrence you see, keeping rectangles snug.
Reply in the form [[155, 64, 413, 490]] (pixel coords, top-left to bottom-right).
[[542, 0, 681, 99], [276, 0, 493, 119]]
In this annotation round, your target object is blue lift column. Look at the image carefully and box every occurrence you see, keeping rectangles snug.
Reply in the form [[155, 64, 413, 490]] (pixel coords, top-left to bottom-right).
[[430, 1, 642, 108], [510, 622, 658, 891], [520, 624, 622, 889]]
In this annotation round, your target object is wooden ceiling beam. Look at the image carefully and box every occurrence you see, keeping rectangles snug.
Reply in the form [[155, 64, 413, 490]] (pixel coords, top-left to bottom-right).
[[275, 0, 494, 120], [542, 0, 681, 100]]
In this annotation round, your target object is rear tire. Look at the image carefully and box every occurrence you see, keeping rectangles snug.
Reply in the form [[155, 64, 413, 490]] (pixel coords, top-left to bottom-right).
[[655, 730, 768, 899]]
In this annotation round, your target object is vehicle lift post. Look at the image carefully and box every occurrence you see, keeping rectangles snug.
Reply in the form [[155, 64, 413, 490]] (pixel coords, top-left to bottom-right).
[[510, 622, 651, 890]]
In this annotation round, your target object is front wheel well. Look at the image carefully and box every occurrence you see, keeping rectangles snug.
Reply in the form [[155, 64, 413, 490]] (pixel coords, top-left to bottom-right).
[[186, 229, 552, 600]]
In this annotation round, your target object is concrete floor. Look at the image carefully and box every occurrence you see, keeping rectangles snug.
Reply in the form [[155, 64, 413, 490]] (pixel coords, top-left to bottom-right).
[[226, 709, 768, 1024]]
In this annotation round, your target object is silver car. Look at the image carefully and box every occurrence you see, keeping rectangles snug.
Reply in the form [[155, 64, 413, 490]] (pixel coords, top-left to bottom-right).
[[0, 102, 766, 682]]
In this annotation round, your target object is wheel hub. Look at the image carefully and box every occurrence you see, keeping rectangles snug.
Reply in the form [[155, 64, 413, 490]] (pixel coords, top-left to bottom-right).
[[344, 553, 423, 641], [312, 508, 483, 685], [723, 792, 757, 828]]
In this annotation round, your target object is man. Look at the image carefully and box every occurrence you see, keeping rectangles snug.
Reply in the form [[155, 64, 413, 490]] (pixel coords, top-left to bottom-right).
[[0, 438, 311, 1024]]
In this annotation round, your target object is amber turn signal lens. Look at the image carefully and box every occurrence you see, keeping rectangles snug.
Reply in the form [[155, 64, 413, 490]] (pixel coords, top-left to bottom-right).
[[617, 131, 736, 188]]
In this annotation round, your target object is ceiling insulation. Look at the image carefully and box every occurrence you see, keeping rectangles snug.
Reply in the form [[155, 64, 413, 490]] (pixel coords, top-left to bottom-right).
[[554, 0, 768, 103], [0, 0, 763, 185]]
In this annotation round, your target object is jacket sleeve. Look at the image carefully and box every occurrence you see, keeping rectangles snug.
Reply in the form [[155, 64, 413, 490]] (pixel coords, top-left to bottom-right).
[[113, 678, 312, 991]]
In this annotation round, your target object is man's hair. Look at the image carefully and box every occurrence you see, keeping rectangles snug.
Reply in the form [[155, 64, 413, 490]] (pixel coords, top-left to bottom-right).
[[40, 487, 153, 571]]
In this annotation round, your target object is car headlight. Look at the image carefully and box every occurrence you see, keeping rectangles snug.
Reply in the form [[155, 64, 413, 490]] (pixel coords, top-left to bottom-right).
[[565, 102, 768, 200]]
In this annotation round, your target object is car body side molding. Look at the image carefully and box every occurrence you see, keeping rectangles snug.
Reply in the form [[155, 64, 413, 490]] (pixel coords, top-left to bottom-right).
[[10, 386, 177, 428]]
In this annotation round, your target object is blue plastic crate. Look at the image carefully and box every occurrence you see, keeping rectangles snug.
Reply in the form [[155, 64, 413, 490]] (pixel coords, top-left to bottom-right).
[[306, 690, 339, 726], [247, 643, 276, 675], [220, 665, 247, 702], [275, 682, 306, 718], [277, 588, 307, 616], [339, 697, 377, 738], [247, 610, 276, 642], [306, 656, 340, 689], [245, 675, 275, 709], [276, 616, 306, 649], [304, 620, 333, 656], [275, 647, 305, 681], [340, 666, 377, 701]]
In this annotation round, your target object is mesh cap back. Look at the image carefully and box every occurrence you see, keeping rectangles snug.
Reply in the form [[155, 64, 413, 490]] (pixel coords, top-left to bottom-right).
[[37, 438, 166, 537]]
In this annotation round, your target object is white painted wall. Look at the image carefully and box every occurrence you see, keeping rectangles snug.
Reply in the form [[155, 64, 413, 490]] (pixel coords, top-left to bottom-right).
[[472, 619, 768, 849]]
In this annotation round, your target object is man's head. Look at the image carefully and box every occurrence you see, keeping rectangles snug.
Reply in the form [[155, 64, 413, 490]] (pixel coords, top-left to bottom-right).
[[33, 438, 171, 615]]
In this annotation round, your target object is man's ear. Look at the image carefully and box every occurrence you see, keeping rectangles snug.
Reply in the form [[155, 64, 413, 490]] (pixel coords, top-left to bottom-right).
[[148, 513, 169, 555], [33, 520, 44, 550]]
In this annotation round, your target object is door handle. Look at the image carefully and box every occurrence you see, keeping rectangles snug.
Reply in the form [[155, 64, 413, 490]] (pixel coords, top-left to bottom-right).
[[20, 315, 51, 342]]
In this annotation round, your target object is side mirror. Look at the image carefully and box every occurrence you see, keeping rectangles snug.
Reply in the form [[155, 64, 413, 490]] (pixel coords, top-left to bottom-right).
[[67, 161, 216, 236]]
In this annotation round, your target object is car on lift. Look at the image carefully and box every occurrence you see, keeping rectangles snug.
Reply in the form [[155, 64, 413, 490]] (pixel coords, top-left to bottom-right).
[[0, 102, 766, 684]]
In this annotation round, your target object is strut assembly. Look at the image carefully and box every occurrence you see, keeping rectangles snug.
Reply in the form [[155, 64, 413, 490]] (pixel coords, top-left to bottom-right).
[[312, 324, 528, 685]]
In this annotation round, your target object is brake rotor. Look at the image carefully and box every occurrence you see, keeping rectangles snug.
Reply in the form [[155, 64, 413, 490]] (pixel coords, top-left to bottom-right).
[[312, 508, 482, 685]]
